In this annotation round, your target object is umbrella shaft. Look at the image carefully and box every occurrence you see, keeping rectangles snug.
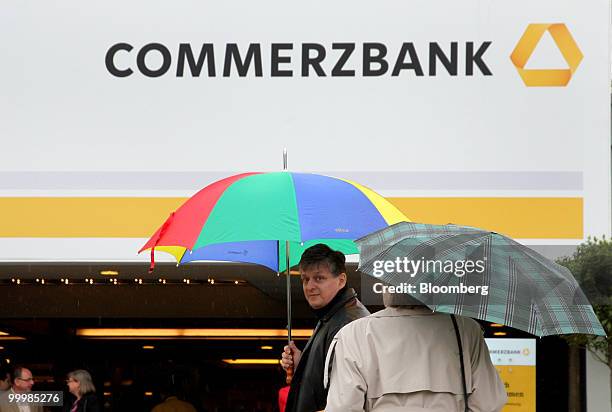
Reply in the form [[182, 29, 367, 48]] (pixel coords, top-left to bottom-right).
[[286, 240, 292, 342]]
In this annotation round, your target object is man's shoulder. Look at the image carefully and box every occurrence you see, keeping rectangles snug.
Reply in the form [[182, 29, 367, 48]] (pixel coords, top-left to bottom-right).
[[343, 297, 370, 319], [456, 315, 485, 341], [0, 392, 16, 412], [335, 306, 432, 338], [0, 390, 11, 402], [327, 298, 369, 334], [334, 311, 377, 338]]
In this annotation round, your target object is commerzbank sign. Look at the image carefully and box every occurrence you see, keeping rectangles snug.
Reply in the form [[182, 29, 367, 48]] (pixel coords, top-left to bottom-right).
[[105, 23, 582, 87]]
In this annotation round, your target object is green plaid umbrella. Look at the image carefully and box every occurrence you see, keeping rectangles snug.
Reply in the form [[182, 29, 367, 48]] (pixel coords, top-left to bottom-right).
[[356, 222, 605, 337]]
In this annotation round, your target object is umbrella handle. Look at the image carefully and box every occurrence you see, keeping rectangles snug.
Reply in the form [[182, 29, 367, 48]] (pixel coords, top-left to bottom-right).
[[284, 239, 293, 386], [285, 365, 293, 384]]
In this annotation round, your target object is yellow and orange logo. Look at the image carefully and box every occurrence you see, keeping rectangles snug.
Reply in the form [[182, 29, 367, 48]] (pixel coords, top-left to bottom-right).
[[510, 24, 583, 87]]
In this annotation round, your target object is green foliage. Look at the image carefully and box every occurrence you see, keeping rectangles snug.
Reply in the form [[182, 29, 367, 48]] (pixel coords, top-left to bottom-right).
[[557, 236, 612, 366]]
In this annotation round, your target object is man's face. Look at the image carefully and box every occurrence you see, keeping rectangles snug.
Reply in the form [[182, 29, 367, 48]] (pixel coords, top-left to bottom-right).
[[13, 369, 34, 393], [300, 263, 346, 310]]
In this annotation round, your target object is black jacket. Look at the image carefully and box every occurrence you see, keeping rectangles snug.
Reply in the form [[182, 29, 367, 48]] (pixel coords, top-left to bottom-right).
[[63, 392, 101, 412], [285, 288, 370, 412]]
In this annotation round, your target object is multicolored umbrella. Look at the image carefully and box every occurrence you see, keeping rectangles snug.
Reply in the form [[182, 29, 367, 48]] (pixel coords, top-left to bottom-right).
[[140, 171, 407, 384], [140, 172, 407, 272], [356, 222, 605, 337]]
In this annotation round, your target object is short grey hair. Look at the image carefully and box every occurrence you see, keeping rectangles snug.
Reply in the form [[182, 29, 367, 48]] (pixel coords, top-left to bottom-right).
[[11, 366, 30, 384], [67, 370, 96, 395]]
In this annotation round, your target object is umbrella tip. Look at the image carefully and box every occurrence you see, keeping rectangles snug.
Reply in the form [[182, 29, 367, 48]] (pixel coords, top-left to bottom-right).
[[283, 148, 288, 171]]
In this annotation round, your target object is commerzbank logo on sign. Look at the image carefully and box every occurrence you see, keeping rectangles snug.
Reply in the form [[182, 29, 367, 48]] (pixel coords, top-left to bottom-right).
[[105, 23, 582, 87], [510, 23, 583, 87]]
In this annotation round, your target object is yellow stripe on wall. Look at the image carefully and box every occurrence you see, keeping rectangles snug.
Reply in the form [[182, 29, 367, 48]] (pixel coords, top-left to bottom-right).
[[0, 197, 583, 239], [0, 198, 186, 238], [388, 197, 583, 239]]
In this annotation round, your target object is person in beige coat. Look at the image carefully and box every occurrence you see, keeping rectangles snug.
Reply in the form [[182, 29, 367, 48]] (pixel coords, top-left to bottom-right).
[[0, 365, 10, 393], [0, 367, 42, 412], [324, 294, 507, 412]]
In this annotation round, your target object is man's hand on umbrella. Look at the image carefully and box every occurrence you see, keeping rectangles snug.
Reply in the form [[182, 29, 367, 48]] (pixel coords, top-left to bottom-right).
[[281, 341, 302, 371]]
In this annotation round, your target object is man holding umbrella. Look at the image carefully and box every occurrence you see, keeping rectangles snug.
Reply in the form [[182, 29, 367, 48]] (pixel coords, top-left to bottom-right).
[[280, 244, 370, 412]]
